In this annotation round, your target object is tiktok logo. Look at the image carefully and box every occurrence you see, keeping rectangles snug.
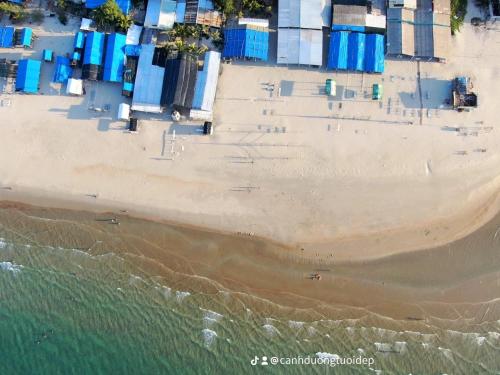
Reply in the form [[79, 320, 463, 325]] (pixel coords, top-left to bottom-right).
[[250, 356, 269, 366]]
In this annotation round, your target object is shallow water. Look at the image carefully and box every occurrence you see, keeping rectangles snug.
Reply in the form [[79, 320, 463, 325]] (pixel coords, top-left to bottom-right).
[[0, 203, 499, 374]]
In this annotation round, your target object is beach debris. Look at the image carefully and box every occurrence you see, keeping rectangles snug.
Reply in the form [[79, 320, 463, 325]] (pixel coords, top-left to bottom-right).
[[308, 273, 322, 281]]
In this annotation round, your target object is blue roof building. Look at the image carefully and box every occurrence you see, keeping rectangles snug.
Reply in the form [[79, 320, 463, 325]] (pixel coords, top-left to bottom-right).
[[364, 33, 384, 73], [223, 27, 269, 61], [83, 31, 105, 66], [347, 32, 365, 71], [53, 56, 73, 83], [0, 26, 15, 48], [74, 31, 85, 49], [42, 49, 54, 62], [327, 31, 349, 70], [103, 33, 126, 82], [328, 31, 384, 73], [19, 28, 32, 47], [16, 59, 41, 93], [85, 0, 131, 15]]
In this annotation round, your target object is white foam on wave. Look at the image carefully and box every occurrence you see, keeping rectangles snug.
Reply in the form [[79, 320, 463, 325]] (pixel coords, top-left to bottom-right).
[[374, 342, 392, 352], [263, 324, 280, 337], [200, 308, 223, 327], [202, 328, 217, 347], [346, 327, 355, 335], [357, 348, 365, 354], [307, 326, 317, 336], [161, 286, 171, 298], [128, 275, 143, 285], [488, 331, 500, 339], [288, 320, 305, 330], [316, 352, 340, 361], [0, 238, 7, 249], [438, 347, 454, 361], [394, 341, 407, 353], [476, 337, 486, 346], [176, 291, 191, 302], [0, 261, 23, 274]]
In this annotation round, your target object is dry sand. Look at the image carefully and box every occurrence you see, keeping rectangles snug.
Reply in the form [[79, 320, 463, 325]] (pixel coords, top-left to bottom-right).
[[2, 9, 500, 262]]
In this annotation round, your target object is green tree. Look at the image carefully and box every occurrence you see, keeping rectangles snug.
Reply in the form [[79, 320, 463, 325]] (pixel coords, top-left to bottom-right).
[[0, 2, 27, 22], [214, 0, 235, 16], [451, 0, 467, 34], [92, 0, 132, 31]]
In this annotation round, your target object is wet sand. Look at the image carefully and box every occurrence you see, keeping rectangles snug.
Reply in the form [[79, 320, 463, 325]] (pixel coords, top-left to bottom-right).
[[1, 200, 500, 326]]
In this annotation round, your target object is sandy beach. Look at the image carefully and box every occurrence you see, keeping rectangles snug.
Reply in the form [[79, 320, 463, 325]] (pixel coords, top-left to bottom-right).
[[2, 4, 500, 263]]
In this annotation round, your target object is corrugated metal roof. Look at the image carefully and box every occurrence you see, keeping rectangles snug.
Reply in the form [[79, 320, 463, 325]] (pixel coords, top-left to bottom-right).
[[126, 25, 142, 45], [16, 59, 41, 93], [74, 32, 85, 49], [103, 33, 126, 82], [145, 0, 177, 29], [347, 32, 365, 71], [223, 27, 269, 61], [277, 28, 323, 65], [387, 7, 449, 60], [332, 4, 367, 27], [327, 31, 348, 69], [53, 56, 73, 83], [83, 32, 105, 66], [131, 44, 165, 113], [192, 51, 221, 113], [278, 0, 324, 29], [0, 26, 15, 48], [364, 33, 384, 73], [20, 28, 32, 47]]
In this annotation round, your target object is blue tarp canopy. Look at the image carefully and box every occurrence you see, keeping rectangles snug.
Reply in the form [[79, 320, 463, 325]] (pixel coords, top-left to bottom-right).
[[223, 27, 269, 61], [103, 33, 126, 82], [85, 0, 131, 14], [20, 28, 32, 47], [43, 49, 53, 61], [0, 26, 15, 48], [74, 31, 85, 49], [327, 31, 348, 70], [124, 44, 141, 57], [364, 34, 384, 73], [53, 56, 73, 83], [83, 31, 105, 66], [347, 32, 365, 71], [328, 32, 384, 73], [16, 59, 41, 93], [123, 81, 133, 91], [176, 0, 186, 23]]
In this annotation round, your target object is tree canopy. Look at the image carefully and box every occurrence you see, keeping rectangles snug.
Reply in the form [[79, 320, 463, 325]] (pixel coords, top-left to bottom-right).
[[92, 0, 132, 31]]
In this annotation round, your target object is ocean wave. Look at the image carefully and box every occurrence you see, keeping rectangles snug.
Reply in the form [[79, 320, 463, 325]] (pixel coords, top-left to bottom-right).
[[200, 308, 223, 327], [488, 331, 500, 339], [202, 328, 217, 347], [176, 291, 191, 302], [288, 320, 305, 330], [0, 261, 23, 274], [263, 324, 280, 337], [129, 275, 143, 285], [438, 347, 454, 361]]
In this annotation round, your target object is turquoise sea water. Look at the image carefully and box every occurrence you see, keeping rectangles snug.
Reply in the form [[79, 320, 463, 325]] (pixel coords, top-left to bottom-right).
[[1, 207, 500, 374]]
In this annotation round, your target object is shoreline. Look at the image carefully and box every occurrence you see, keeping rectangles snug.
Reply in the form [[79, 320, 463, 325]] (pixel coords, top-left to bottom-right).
[[2, 197, 500, 325], [2, 179, 500, 264]]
